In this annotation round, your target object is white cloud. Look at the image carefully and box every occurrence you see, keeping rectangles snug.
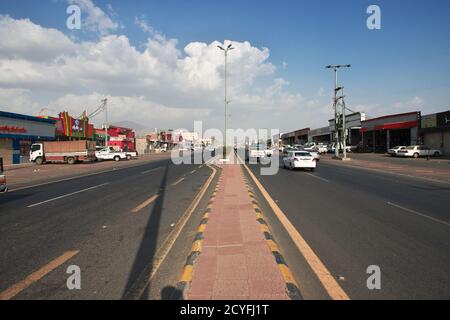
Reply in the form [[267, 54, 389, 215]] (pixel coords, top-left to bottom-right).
[[134, 16, 154, 34], [68, 0, 118, 35], [0, 15, 336, 132], [394, 96, 424, 110]]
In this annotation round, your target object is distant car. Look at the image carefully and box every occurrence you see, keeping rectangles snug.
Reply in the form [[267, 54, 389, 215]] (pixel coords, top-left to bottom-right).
[[387, 146, 407, 157], [95, 147, 128, 161], [282, 151, 317, 171], [397, 145, 442, 158], [0, 158, 7, 193]]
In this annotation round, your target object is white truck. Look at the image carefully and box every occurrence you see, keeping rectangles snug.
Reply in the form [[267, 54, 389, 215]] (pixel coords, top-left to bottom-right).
[[95, 147, 128, 161], [30, 141, 97, 165]]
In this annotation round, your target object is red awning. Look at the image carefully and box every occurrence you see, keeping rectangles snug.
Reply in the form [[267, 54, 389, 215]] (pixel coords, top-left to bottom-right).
[[360, 121, 417, 133]]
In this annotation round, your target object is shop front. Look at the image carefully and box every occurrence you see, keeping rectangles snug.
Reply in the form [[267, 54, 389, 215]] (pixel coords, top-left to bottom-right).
[[0, 111, 56, 165], [308, 126, 331, 144], [329, 112, 366, 146], [420, 110, 450, 156], [360, 112, 420, 153], [294, 128, 310, 145]]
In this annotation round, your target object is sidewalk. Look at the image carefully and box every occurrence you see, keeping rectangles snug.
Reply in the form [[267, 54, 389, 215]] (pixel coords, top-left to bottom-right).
[[178, 155, 300, 300]]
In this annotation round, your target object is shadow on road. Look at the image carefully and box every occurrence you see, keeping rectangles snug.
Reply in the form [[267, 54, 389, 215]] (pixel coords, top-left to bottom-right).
[[121, 164, 170, 300]]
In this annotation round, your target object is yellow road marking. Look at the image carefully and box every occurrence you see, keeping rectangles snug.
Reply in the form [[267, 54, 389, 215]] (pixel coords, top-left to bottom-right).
[[240, 156, 350, 300], [0, 250, 79, 300], [180, 265, 194, 282], [191, 240, 203, 252], [124, 165, 217, 299], [260, 224, 270, 233], [267, 239, 279, 252], [278, 264, 296, 284], [131, 194, 159, 213], [197, 224, 207, 233]]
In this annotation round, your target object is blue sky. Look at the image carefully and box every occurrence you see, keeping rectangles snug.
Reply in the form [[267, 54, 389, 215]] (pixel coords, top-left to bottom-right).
[[0, 0, 449, 131]]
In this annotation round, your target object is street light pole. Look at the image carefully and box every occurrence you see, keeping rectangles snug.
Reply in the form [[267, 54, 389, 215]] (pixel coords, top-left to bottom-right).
[[326, 64, 350, 159], [218, 43, 234, 160]]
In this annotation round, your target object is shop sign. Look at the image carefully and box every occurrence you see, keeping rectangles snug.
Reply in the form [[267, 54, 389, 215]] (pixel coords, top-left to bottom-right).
[[421, 114, 437, 128], [0, 125, 28, 133], [437, 111, 450, 129]]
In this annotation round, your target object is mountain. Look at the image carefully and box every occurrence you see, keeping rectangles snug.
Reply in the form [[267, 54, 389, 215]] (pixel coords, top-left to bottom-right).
[[112, 121, 155, 137]]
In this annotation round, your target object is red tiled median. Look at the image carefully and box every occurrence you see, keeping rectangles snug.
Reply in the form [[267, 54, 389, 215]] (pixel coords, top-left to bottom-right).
[[187, 161, 289, 300]]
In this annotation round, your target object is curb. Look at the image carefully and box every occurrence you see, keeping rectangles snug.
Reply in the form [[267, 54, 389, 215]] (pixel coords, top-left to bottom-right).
[[174, 171, 223, 299], [240, 168, 303, 300]]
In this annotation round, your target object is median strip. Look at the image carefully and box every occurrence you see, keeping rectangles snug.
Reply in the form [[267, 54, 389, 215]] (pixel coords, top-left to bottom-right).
[[27, 183, 110, 208], [0, 250, 79, 300]]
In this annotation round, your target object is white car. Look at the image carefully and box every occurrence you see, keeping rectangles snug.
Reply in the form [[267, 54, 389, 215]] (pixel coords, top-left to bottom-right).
[[387, 146, 407, 157], [396, 145, 442, 158], [95, 147, 128, 161], [283, 151, 317, 171]]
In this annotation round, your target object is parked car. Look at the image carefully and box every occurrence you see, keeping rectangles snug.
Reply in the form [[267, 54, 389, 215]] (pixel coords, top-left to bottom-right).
[[282, 150, 317, 171], [0, 157, 7, 193], [387, 146, 407, 157], [95, 147, 128, 161], [396, 145, 442, 158], [329, 143, 352, 153]]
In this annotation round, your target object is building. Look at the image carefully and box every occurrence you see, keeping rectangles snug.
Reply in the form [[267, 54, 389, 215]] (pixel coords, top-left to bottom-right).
[[420, 110, 450, 156], [281, 128, 310, 146], [360, 111, 420, 152], [0, 111, 56, 165], [308, 126, 331, 144], [95, 125, 136, 151], [329, 112, 366, 146]]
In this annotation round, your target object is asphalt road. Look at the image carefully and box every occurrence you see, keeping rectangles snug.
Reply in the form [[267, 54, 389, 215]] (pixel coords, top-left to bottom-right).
[[0, 152, 215, 299], [247, 158, 450, 299]]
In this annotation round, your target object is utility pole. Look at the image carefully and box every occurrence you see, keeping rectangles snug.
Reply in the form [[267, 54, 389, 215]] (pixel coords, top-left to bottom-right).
[[326, 64, 350, 159], [218, 43, 234, 160], [103, 98, 108, 147]]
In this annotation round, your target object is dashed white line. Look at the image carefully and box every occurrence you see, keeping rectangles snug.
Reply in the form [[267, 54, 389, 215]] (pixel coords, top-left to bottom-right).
[[172, 177, 185, 186], [27, 183, 110, 208], [304, 172, 330, 183], [387, 201, 450, 227], [141, 166, 163, 174], [190, 170, 196, 174]]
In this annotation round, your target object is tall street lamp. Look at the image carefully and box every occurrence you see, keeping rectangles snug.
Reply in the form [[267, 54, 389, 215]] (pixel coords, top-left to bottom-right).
[[325, 64, 351, 159], [218, 43, 234, 160]]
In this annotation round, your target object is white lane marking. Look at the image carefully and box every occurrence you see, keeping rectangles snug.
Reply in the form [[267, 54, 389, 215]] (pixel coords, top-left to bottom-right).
[[387, 202, 450, 227], [141, 166, 163, 174], [304, 172, 330, 183], [190, 170, 196, 174], [172, 177, 185, 186], [27, 183, 110, 208]]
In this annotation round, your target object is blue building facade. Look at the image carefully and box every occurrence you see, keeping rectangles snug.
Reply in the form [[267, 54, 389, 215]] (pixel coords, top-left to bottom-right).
[[0, 111, 56, 165]]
